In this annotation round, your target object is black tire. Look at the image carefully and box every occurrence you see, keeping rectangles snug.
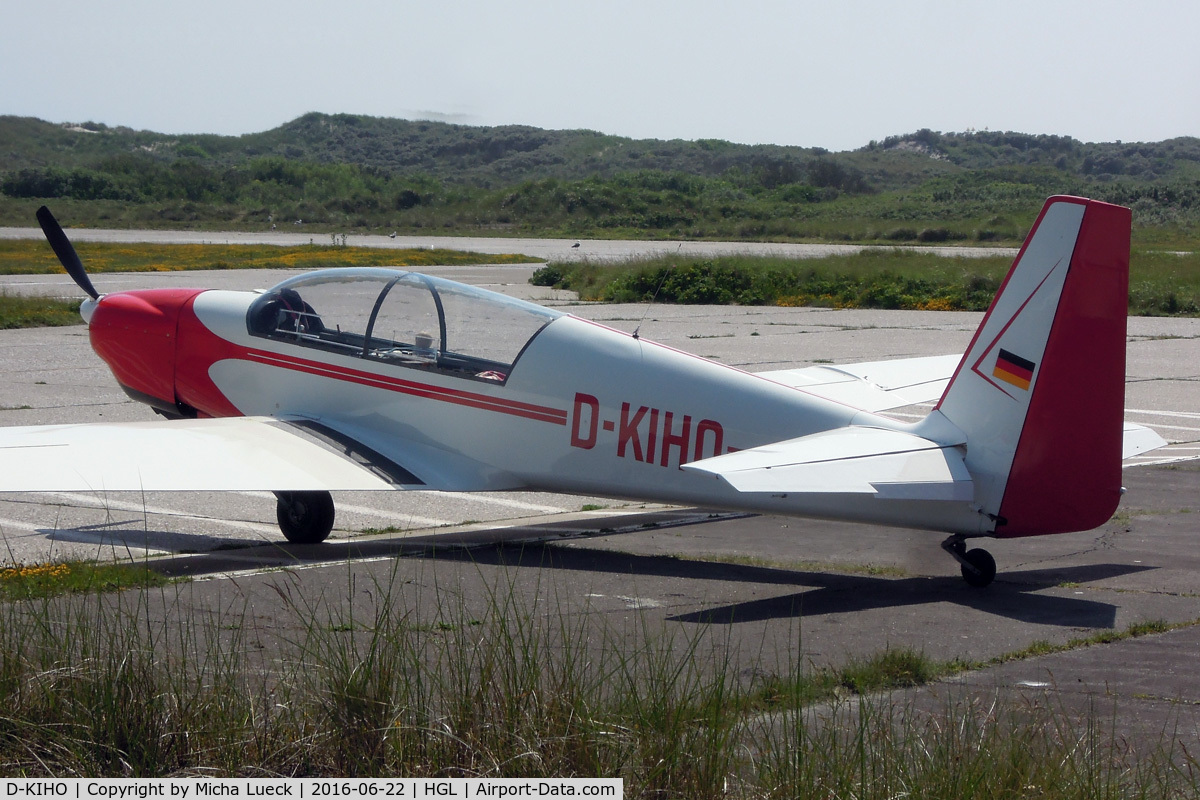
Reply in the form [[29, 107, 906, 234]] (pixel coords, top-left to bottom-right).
[[275, 490, 335, 544], [961, 548, 997, 588]]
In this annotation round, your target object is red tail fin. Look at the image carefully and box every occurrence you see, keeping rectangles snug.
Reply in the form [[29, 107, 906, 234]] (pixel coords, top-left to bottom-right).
[[997, 198, 1130, 536], [934, 196, 1131, 537]]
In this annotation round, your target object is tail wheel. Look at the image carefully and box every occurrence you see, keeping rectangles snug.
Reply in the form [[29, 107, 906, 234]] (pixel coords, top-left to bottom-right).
[[275, 490, 335, 544], [961, 548, 997, 588]]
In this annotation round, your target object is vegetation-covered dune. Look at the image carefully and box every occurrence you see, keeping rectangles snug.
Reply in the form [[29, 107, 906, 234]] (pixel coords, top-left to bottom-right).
[[1, 114, 1196, 247]]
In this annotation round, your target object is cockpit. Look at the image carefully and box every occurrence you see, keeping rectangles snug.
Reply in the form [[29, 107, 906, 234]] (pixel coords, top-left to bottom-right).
[[247, 268, 562, 383]]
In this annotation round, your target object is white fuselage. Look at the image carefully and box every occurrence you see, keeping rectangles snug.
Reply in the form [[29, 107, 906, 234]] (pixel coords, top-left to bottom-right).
[[189, 290, 986, 534]]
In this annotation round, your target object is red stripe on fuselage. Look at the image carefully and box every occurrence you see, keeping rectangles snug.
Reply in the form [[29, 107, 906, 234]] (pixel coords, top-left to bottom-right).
[[243, 349, 568, 425], [174, 294, 567, 425]]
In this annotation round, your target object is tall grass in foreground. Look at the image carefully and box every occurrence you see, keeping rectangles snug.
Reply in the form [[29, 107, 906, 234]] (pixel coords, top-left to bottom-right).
[[0, 566, 1194, 796]]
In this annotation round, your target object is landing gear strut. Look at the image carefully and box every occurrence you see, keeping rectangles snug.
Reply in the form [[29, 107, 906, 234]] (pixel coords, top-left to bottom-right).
[[275, 490, 336, 544], [942, 535, 997, 588]]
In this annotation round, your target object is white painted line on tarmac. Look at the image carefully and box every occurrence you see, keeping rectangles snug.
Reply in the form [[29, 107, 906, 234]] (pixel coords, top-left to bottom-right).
[[0, 516, 48, 534], [1136, 422, 1200, 433], [1128, 455, 1200, 466], [1128, 408, 1200, 420], [414, 490, 566, 514], [191, 555, 403, 583], [46, 492, 279, 534], [237, 491, 453, 528], [334, 503, 452, 529]]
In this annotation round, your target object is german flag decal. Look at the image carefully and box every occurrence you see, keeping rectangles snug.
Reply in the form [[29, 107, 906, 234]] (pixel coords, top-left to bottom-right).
[[993, 348, 1036, 391]]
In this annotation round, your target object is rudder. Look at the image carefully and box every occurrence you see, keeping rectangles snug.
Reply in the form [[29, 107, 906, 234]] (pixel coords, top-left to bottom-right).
[[931, 196, 1130, 537]]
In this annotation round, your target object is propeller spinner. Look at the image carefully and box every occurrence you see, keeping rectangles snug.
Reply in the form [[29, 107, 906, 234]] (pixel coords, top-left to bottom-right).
[[35, 206, 100, 300]]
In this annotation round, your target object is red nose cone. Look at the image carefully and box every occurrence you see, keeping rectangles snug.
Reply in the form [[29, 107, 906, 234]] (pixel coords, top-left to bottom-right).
[[89, 289, 205, 409]]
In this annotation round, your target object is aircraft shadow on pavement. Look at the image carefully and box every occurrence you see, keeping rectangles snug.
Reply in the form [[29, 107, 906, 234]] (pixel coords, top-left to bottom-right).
[[456, 543, 1147, 630], [131, 512, 1148, 631], [39, 522, 264, 556]]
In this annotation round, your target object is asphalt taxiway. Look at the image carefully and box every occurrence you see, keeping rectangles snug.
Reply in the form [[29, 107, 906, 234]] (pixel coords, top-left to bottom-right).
[[0, 224, 1018, 263], [1, 256, 1199, 753]]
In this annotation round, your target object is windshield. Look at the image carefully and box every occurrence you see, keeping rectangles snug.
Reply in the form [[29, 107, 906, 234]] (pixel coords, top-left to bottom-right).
[[247, 268, 560, 383]]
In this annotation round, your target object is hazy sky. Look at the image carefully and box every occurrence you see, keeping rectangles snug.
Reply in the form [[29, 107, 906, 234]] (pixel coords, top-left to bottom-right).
[[4, 0, 1197, 151]]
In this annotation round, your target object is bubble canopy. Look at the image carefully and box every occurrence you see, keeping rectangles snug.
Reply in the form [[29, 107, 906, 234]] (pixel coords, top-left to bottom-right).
[[246, 268, 562, 383]]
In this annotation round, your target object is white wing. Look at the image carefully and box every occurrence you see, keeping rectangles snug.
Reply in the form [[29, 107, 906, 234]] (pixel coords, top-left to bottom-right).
[[757, 354, 961, 412], [0, 416, 417, 493]]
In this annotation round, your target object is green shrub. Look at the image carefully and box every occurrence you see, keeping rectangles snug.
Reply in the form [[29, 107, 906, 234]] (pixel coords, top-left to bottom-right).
[[530, 264, 565, 286]]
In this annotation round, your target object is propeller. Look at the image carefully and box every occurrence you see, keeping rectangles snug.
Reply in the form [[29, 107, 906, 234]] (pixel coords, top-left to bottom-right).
[[35, 206, 100, 300]]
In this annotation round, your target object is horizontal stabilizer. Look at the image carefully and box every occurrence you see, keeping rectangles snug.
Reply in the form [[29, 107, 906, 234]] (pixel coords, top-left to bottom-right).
[[682, 426, 973, 502], [1122, 422, 1168, 460], [758, 354, 961, 412], [0, 417, 412, 493]]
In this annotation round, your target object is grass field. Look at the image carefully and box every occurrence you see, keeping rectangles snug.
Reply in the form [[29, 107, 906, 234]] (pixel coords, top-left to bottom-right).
[[0, 239, 540, 276], [0, 292, 83, 328], [0, 561, 169, 600]]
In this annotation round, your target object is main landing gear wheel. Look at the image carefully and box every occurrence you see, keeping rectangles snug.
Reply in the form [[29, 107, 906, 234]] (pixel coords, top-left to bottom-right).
[[960, 548, 997, 588], [275, 490, 335, 544], [941, 535, 997, 588]]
